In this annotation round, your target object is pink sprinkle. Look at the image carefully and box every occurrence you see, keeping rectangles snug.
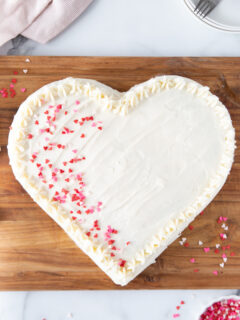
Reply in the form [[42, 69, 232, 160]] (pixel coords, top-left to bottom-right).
[[92, 122, 97, 127], [223, 217, 228, 221], [21, 88, 26, 92], [204, 247, 210, 253], [74, 109, 78, 113], [76, 100, 80, 105], [220, 233, 227, 240], [10, 83, 14, 88], [107, 226, 113, 233], [72, 149, 77, 153], [173, 314, 180, 318], [40, 129, 45, 134], [222, 253, 227, 259], [213, 270, 218, 276], [190, 258, 195, 263]]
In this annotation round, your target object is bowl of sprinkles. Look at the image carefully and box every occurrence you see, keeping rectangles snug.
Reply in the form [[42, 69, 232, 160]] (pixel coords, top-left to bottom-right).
[[199, 296, 240, 320]]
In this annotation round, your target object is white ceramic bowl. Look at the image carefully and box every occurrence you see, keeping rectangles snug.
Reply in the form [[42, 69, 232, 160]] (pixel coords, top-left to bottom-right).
[[184, 0, 240, 33], [197, 295, 240, 319]]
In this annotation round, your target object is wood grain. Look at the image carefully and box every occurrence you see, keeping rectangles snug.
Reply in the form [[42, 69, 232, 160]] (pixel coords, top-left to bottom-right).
[[0, 57, 240, 290]]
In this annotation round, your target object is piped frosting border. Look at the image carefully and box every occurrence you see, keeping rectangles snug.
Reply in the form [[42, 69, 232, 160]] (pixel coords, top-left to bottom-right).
[[8, 76, 235, 285]]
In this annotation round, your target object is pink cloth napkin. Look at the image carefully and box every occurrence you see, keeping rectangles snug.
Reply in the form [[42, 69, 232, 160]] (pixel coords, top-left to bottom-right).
[[0, 0, 93, 46]]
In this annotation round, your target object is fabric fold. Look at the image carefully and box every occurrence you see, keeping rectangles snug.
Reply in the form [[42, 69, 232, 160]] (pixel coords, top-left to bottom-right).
[[0, 0, 51, 46], [22, 0, 93, 44], [0, 0, 93, 46]]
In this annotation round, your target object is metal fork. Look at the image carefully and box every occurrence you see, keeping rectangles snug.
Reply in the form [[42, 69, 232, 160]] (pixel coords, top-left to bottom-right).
[[194, 0, 221, 18]]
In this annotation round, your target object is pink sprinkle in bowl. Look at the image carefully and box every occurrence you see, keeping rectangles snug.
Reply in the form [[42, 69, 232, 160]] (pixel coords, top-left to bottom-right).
[[197, 295, 240, 320]]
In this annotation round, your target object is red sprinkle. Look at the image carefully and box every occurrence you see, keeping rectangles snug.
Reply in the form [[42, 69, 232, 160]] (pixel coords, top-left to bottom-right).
[[118, 259, 126, 267]]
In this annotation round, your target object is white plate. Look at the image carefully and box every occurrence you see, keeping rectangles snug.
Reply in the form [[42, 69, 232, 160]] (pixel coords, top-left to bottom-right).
[[184, 0, 240, 33]]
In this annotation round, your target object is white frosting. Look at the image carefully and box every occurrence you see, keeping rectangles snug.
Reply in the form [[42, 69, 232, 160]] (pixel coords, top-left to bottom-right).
[[8, 76, 235, 286]]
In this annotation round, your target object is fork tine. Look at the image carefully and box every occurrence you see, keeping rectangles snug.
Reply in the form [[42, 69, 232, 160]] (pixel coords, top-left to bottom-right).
[[195, 0, 210, 15], [194, 0, 206, 13], [199, 2, 211, 17], [202, 3, 215, 18]]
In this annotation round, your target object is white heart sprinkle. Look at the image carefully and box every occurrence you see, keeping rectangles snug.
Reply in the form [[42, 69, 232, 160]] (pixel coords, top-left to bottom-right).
[[224, 226, 228, 231], [23, 69, 28, 74], [220, 263, 224, 268], [182, 237, 186, 242], [179, 241, 183, 246], [223, 257, 227, 263], [25, 58, 30, 63], [216, 244, 220, 248], [199, 240, 203, 246], [221, 223, 226, 228]]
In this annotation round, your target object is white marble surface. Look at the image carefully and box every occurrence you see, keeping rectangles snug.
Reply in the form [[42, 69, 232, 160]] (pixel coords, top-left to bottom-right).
[[0, 0, 240, 319], [1, 0, 240, 56], [0, 290, 238, 320]]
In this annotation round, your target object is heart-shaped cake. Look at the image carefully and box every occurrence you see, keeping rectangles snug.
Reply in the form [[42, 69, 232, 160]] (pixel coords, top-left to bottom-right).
[[8, 76, 235, 285]]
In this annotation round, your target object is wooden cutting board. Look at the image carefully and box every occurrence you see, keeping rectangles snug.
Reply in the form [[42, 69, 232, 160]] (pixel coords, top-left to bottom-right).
[[0, 57, 239, 290]]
